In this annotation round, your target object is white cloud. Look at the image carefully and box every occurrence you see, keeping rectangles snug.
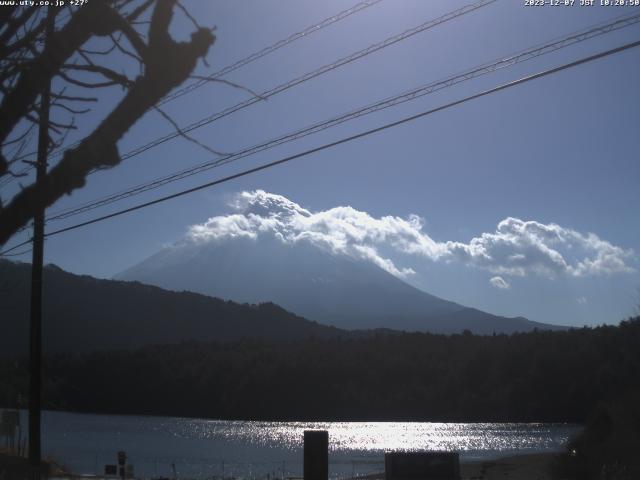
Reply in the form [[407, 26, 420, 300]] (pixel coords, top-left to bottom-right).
[[185, 190, 635, 280], [444, 217, 634, 278], [490, 276, 511, 289], [577, 297, 588, 305]]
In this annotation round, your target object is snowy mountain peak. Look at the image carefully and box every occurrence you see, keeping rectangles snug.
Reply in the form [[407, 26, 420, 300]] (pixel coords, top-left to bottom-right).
[[116, 191, 563, 334]]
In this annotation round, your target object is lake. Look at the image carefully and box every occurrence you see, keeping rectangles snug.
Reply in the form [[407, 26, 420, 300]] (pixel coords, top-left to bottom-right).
[[20, 410, 580, 479]]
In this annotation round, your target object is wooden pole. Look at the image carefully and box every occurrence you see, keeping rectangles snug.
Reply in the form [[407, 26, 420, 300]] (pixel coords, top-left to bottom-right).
[[28, 7, 54, 475]]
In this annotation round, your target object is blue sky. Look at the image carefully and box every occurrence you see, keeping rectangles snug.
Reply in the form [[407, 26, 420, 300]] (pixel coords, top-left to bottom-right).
[[2, 0, 639, 327]]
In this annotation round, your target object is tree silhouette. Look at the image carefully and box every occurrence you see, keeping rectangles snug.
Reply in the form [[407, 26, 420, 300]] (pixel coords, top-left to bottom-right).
[[0, 0, 215, 246]]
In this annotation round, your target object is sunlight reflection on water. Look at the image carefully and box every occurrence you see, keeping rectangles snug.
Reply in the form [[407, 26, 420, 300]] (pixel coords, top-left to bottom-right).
[[37, 411, 581, 479], [167, 419, 574, 453]]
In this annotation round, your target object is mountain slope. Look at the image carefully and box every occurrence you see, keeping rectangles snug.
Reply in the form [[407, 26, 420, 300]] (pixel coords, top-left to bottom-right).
[[0, 260, 345, 356], [117, 235, 562, 334]]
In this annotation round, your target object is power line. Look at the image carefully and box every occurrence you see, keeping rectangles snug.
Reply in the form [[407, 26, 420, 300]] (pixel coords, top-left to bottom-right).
[[36, 38, 640, 241], [0, 0, 384, 186], [2, 36, 638, 254], [0, 166, 28, 189], [44, 11, 640, 223], [160, 0, 384, 105], [0, 240, 33, 257], [109, 0, 496, 163], [0, 247, 32, 257], [1, 0, 495, 187]]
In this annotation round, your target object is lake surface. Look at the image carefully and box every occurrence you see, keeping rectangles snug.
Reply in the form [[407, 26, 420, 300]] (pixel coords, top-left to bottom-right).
[[21, 410, 580, 479]]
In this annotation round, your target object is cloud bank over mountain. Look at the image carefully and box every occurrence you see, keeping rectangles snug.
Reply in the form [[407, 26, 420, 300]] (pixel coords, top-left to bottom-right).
[[186, 190, 634, 281]]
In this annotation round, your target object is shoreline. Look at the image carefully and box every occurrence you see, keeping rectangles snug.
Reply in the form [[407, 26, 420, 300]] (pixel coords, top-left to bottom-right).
[[2, 450, 563, 480], [460, 452, 560, 480], [350, 453, 563, 480], [254, 452, 567, 480], [3, 406, 585, 425]]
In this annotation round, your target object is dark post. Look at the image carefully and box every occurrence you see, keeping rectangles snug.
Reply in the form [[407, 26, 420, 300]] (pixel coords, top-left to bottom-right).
[[118, 451, 127, 480], [28, 7, 54, 473], [303, 430, 328, 480]]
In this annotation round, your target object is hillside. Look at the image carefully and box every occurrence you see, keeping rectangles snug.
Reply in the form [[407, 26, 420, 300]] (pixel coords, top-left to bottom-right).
[[0, 260, 344, 356]]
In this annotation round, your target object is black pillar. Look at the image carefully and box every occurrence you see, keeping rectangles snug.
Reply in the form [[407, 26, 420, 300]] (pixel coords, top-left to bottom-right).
[[303, 430, 328, 480]]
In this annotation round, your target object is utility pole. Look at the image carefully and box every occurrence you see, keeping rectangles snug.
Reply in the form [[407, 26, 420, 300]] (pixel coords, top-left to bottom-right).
[[29, 7, 54, 475]]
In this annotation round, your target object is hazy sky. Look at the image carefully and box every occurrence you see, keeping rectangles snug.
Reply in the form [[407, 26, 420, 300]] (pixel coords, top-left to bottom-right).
[[3, 0, 639, 327]]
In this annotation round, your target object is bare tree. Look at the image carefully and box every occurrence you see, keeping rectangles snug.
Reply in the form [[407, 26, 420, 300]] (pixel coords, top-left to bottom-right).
[[0, 0, 215, 246]]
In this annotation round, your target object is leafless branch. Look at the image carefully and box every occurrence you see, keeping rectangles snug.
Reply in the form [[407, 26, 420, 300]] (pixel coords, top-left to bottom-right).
[[0, 0, 216, 245], [51, 92, 98, 103], [125, 0, 155, 22], [176, 1, 200, 30], [48, 119, 77, 131], [7, 126, 35, 161], [57, 70, 124, 89], [62, 63, 134, 87], [153, 105, 227, 157], [9, 139, 32, 167], [51, 102, 92, 115], [79, 44, 117, 56], [109, 32, 144, 64], [0, 7, 37, 45], [1, 122, 36, 149], [189, 75, 267, 101], [50, 117, 76, 151]]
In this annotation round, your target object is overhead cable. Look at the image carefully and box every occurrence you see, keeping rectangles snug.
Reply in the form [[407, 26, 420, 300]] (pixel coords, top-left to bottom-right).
[[45, 11, 640, 223], [0, 0, 385, 186], [35, 39, 640, 241]]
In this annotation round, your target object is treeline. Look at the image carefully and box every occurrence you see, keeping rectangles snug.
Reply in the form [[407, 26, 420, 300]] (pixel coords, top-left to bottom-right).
[[1, 318, 639, 422]]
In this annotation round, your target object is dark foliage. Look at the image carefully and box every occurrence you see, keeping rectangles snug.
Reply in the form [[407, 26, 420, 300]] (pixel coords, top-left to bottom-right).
[[1, 318, 638, 423], [556, 389, 640, 479]]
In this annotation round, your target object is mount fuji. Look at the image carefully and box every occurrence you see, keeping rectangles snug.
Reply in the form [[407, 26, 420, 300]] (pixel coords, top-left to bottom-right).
[[116, 191, 561, 334]]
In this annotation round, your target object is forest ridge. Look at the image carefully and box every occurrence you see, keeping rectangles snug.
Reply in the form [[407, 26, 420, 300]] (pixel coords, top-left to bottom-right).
[[1, 318, 638, 423]]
